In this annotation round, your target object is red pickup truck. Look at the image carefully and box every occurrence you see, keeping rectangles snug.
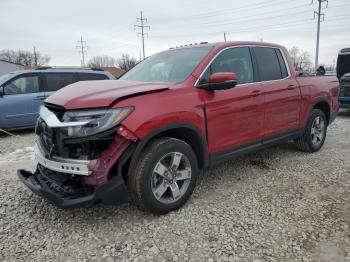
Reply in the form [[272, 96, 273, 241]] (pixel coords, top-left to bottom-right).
[[18, 42, 339, 214]]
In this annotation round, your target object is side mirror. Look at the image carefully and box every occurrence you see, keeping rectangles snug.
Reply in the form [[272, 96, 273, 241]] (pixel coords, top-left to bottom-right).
[[0, 86, 4, 96], [199, 72, 237, 91]]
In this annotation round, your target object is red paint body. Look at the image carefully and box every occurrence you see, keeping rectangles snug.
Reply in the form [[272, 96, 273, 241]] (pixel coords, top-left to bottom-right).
[[47, 41, 340, 158]]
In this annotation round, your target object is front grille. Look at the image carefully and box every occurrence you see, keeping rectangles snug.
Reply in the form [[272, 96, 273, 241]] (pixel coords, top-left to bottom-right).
[[36, 105, 115, 160], [36, 118, 55, 153]]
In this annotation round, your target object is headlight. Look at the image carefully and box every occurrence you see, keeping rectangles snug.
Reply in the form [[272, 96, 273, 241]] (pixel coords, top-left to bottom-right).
[[61, 107, 133, 137]]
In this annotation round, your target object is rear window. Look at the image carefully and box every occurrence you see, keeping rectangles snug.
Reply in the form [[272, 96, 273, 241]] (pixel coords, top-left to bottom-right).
[[78, 73, 109, 81], [44, 73, 77, 92], [254, 47, 285, 81]]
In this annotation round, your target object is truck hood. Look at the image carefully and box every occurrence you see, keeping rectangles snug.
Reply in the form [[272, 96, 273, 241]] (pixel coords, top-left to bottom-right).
[[45, 80, 172, 109]]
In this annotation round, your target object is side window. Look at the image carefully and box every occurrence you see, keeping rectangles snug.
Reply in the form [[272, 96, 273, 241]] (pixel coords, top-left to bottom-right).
[[254, 47, 283, 81], [275, 49, 289, 79], [44, 73, 77, 92], [199, 47, 254, 85], [78, 73, 109, 81], [4, 75, 40, 95]]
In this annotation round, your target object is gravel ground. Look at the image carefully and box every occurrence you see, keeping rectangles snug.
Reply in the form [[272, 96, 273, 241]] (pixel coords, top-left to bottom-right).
[[1, 112, 350, 262]]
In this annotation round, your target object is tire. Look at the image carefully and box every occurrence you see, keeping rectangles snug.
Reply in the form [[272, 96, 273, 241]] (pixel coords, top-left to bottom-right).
[[295, 109, 327, 152], [128, 137, 198, 214]]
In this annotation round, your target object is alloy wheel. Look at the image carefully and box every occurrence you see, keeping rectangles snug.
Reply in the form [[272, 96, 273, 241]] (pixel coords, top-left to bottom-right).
[[310, 116, 325, 146], [151, 152, 192, 204]]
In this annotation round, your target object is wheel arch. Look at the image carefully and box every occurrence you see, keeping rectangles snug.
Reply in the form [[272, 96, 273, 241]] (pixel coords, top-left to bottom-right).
[[127, 123, 209, 179], [312, 99, 330, 124]]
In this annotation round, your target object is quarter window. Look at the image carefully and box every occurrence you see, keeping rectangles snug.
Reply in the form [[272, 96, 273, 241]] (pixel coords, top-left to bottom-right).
[[276, 49, 289, 79], [44, 73, 77, 92], [254, 47, 285, 81], [199, 47, 254, 85], [4, 75, 40, 95]]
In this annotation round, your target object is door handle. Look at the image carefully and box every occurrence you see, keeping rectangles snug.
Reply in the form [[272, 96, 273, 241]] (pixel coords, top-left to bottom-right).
[[287, 85, 297, 90], [250, 90, 261, 97]]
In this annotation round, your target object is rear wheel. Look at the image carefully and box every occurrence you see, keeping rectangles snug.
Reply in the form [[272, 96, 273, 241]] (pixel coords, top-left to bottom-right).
[[295, 109, 327, 152], [128, 137, 198, 214]]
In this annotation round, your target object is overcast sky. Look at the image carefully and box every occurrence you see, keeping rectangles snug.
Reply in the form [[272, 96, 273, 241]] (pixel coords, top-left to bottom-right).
[[1, 0, 349, 66]]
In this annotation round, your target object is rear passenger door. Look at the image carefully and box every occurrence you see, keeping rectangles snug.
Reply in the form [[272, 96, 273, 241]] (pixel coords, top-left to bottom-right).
[[253, 47, 301, 139], [0, 73, 45, 129], [43, 73, 78, 98]]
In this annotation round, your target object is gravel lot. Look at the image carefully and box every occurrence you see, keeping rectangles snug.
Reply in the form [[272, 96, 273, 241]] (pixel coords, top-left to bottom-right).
[[1, 112, 350, 262]]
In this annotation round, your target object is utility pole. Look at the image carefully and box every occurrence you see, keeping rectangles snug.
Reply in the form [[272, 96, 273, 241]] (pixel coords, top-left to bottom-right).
[[76, 36, 88, 67], [135, 11, 150, 60], [224, 32, 227, 42], [33, 45, 38, 67], [312, 0, 328, 71]]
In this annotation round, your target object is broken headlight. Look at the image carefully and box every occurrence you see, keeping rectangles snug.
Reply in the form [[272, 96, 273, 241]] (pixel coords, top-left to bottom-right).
[[62, 107, 133, 137]]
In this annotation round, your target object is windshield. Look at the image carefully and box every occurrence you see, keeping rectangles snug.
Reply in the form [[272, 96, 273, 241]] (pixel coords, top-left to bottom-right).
[[0, 73, 15, 84], [121, 47, 212, 83]]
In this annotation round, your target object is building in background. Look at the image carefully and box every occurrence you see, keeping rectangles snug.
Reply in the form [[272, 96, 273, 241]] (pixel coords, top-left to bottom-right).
[[0, 60, 24, 76], [101, 67, 124, 78]]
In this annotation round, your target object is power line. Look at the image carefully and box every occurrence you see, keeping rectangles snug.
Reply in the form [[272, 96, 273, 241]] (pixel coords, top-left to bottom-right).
[[152, 0, 293, 23], [134, 11, 150, 60], [312, 0, 328, 70], [76, 36, 88, 67], [152, 2, 348, 33], [150, 15, 348, 39]]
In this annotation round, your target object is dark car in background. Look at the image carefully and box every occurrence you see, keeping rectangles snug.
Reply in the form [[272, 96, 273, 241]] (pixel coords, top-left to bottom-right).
[[0, 67, 115, 129], [337, 48, 350, 108]]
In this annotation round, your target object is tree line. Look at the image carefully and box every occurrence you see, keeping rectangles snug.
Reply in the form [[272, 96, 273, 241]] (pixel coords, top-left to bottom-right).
[[0, 47, 333, 73], [87, 53, 137, 71], [0, 49, 137, 71], [0, 49, 50, 67]]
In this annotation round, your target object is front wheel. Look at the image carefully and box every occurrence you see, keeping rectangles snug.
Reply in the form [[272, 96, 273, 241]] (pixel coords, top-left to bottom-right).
[[128, 137, 198, 214], [295, 109, 327, 152]]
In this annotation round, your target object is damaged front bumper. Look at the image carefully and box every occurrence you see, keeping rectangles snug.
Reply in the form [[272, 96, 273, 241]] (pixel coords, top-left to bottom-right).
[[18, 136, 135, 208], [17, 104, 139, 208], [34, 142, 91, 176], [17, 167, 129, 209]]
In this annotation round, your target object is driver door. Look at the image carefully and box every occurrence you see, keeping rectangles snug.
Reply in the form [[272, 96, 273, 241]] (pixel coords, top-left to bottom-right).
[[0, 73, 45, 129], [198, 46, 265, 154]]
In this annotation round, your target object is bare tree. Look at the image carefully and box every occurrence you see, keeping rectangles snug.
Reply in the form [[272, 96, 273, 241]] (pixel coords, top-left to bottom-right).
[[87, 55, 117, 68], [288, 47, 312, 72], [117, 53, 137, 71], [289, 46, 300, 69], [0, 49, 50, 67], [297, 51, 312, 72]]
